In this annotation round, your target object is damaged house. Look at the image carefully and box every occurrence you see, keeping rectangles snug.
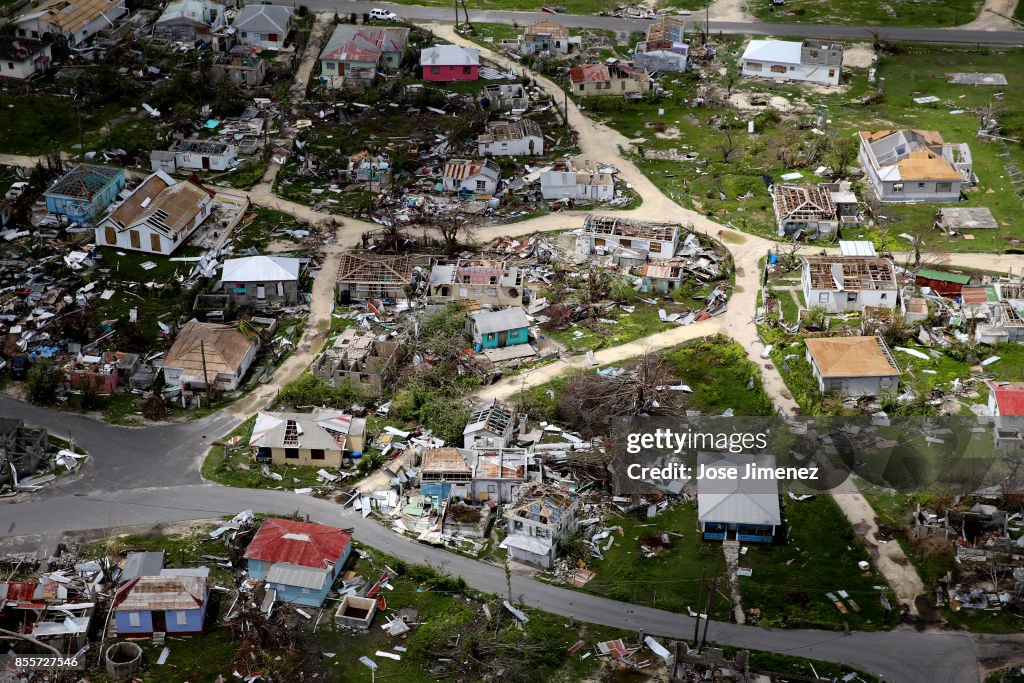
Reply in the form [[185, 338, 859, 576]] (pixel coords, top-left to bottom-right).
[[419, 447, 474, 501], [858, 130, 974, 203], [161, 320, 258, 391], [153, 0, 225, 45], [428, 259, 525, 307], [463, 399, 517, 449], [569, 62, 651, 98], [771, 182, 859, 238], [519, 21, 580, 55], [443, 159, 500, 195], [0, 418, 49, 490], [336, 252, 423, 302], [319, 25, 409, 89], [477, 120, 544, 157], [634, 18, 690, 73], [220, 255, 301, 309], [312, 327, 401, 395], [95, 171, 215, 256], [805, 335, 901, 397], [471, 447, 529, 503], [741, 39, 843, 86], [0, 36, 52, 80], [502, 482, 579, 569], [249, 410, 367, 467], [113, 569, 210, 637], [244, 518, 353, 608], [44, 164, 126, 225], [481, 83, 529, 113], [801, 255, 898, 313], [577, 215, 680, 261], [15, 0, 127, 47], [540, 158, 615, 202], [165, 139, 238, 172], [698, 452, 781, 543], [974, 282, 1024, 345]]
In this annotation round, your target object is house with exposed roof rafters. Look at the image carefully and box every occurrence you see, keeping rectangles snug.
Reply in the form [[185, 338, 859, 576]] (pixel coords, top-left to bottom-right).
[[250, 410, 366, 467], [45, 164, 126, 224], [94, 170, 214, 255], [15, 0, 127, 47], [335, 252, 424, 301], [502, 483, 579, 568], [244, 518, 353, 607]]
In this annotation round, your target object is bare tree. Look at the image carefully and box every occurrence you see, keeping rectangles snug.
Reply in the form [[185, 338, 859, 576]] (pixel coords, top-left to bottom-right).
[[716, 127, 738, 165]]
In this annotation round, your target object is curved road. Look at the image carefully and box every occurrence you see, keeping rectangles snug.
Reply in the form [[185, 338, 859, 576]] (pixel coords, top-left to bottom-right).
[[5, 395, 1022, 683]]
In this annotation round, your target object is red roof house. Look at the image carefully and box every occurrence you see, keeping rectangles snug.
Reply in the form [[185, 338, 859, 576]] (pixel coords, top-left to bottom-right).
[[243, 518, 353, 607]]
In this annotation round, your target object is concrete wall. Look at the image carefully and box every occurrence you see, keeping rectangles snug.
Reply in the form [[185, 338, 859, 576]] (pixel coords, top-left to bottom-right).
[[423, 64, 478, 81], [224, 279, 299, 308], [807, 349, 898, 396], [741, 59, 839, 85]]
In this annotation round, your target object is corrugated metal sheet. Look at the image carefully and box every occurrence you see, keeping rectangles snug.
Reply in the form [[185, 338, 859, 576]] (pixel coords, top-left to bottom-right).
[[266, 562, 329, 590], [244, 518, 351, 568]]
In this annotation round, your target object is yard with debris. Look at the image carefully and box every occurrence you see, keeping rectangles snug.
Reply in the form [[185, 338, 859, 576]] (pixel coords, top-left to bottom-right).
[[584, 38, 1024, 253]]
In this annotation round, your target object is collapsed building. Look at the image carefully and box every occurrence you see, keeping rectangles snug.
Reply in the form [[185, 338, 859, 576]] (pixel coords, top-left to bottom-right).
[[0, 418, 49, 490], [312, 327, 402, 395]]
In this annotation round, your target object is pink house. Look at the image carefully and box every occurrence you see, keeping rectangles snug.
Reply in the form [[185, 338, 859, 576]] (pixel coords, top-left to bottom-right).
[[420, 44, 479, 81]]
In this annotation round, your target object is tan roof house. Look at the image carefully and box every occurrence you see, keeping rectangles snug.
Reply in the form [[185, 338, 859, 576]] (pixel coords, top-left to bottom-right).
[[161, 321, 258, 391], [804, 335, 901, 397]]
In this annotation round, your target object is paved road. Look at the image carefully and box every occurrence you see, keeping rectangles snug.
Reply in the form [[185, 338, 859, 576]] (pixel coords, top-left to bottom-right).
[[0, 480, 994, 683], [0, 395, 237, 493], [315, 1, 1024, 45]]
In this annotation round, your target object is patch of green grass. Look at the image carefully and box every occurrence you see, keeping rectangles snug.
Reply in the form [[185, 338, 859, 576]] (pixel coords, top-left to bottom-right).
[[739, 495, 895, 630], [662, 335, 776, 416], [232, 207, 306, 252], [383, 0, 707, 14], [543, 304, 674, 351], [749, 0, 982, 26]]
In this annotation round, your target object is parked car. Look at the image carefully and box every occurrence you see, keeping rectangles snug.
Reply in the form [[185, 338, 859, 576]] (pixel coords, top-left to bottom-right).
[[10, 354, 30, 380], [369, 8, 399, 21], [5, 182, 30, 201]]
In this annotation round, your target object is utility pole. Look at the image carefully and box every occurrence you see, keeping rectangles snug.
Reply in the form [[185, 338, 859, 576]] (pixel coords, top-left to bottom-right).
[[698, 558, 722, 653], [563, 88, 568, 129], [692, 567, 705, 645], [200, 339, 209, 390]]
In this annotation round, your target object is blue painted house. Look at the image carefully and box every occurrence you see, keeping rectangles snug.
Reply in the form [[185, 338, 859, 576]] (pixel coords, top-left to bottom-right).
[[113, 568, 209, 636], [244, 518, 353, 608], [697, 452, 781, 543], [45, 163, 126, 224], [467, 308, 530, 350]]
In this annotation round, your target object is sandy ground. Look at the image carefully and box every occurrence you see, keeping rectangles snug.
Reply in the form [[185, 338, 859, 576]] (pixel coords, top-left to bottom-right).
[[958, 0, 1022, 30], [708, 0, 757, 22], [842, 43, 876, 69]]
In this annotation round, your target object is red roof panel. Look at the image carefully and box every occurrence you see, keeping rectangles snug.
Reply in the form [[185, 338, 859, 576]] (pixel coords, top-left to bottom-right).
[[244, 518, 351, 569], [990, 381, 1024, 416]]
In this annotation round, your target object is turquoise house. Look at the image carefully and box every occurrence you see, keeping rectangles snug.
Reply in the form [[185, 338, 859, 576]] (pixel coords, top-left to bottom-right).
[[467, 308, 530, 350], [244, 518, 353, 608], [44, 164, 126, 224]]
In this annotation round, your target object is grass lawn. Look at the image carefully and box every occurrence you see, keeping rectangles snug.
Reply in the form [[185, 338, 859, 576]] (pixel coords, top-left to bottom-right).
[[543, 304, 675, 352], [384, 0, 708, 14], [749, 0, 983, 27], [738, 495, 894, 630], [231, 207, 308, 251], [580, 497, 894, 631]]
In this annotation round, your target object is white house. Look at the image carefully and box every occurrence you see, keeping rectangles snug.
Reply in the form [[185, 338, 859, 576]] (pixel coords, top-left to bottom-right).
[[801, 255, 898, 314], [740, 39, 843, 86], [169, 139, 238, 172], [442, 159, 500, 194], [502, 483, 579, 569], [577, 215, 679, 261], [232, 4, 292, 50], [220, 255, 301, 309], [0, 36, 51, 81], [858, 130, 973, 203], [986, 381, 1024, 434], [697, 452, 781, 543], [15, 0, 127, 47], [477, 120, 544, 157], [519, 21, 580, 55], [95, 171, 214, 256], [463, 400, 517, 450], [804, 336, 901, 397], [154, 0, 226, 44], [540, 170, 614, 201]]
